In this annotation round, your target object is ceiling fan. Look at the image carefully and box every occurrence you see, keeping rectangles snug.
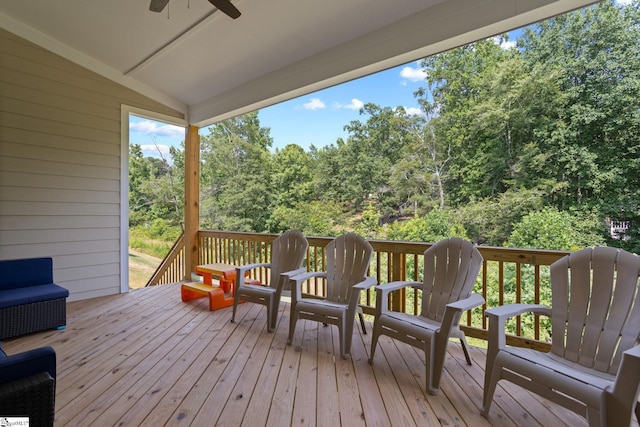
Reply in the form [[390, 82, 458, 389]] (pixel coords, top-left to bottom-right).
[[149, 0, 241, 19]]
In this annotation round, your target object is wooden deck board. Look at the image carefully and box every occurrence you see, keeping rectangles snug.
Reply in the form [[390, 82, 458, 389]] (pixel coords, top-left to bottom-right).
[[2, 284, 623, 426], [316, 322, 341, 427]]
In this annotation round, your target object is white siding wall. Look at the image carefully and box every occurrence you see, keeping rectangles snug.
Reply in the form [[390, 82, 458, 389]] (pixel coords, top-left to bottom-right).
[[0, 29, 183, 301]]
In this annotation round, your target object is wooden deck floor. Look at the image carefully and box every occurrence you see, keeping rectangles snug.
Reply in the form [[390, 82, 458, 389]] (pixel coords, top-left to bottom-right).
[[3, 284, 599, 426]]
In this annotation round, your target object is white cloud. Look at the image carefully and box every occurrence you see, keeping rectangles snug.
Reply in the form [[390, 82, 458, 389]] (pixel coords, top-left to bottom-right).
[[616, 0, 632, 5], [302, 98, 326, 110], [493, 36, 516, 50], [140, 144, 171, 158], [402, 107, 424, 116], [130, 120, 184, 138], [339, 98, 364, 110], [400, 64, 426, 82]]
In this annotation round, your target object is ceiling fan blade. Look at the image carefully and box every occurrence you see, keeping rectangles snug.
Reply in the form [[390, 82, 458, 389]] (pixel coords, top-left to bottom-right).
[[149, 0, 170, 12], [208, 0, 241, 19]]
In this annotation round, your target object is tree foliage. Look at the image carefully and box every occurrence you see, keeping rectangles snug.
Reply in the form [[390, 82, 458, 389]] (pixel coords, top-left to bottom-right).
[[129, 1, 638, 254], [199, 112, 273, 232]]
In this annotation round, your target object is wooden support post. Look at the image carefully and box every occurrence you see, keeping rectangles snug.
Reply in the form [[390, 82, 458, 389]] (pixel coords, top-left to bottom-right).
[[184, 125, 200, 281]]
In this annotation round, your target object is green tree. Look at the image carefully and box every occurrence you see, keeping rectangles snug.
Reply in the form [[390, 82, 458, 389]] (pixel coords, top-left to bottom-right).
[[355, 202, 382, 238], [506, 207, 605, 251], [200, 112, 274, 232], [519, 1, 640, 228], [269, 201, 345, 236], [389, 112, 452, 215], [383, 209, 467, 243], [455, 189, 545, 246], [129, 143, 183, 228], [417, 38, 511, 204], [269, 144, 314, 210], [314, 104, 415, 211]]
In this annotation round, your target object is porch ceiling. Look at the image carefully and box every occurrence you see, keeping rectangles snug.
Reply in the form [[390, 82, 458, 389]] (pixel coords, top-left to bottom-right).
[[1, 0, 598, 127]]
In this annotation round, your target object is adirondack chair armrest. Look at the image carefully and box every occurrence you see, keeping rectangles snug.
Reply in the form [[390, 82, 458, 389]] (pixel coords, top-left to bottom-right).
[[485, 304, 551, 352], [440, 293, 485, 335], [374, 280, 422, 295], [289, 271, 326, 285], [447, 293, 485, 313], [485, 303, 551, 321], [353, 276, 377, 291], [374, 281, 422, 314], [236, 263, 271, 285], [607, 345, 640, 425], [289, 271, 327, 301], [279, 267, 307, 293], [280, 267, 307, 280], [349, 276, 378, 309]]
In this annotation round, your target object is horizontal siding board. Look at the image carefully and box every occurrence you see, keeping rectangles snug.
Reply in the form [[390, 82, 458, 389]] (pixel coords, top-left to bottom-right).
[[1, 48, 182, 116], [56, 262, 120, 282], [1, 141, 120, 169], [0, 215, 119, 230], [1, 33, 118, 84], [2, 51, 149, 106], [0, 64, 127, 113], [53, 251, 120, 269], [1, 112, 120, 145], [4, 55, 149, 105], [0, 80, 119, 120], [62, 276, 121, 301], [1, 127, 121, 156], [0, 239, 119, 258], [0, 186, 119, 204], [0, 159, 120, 182], [67, 285, 121, 302], [0, 228, 119, 245], [0, 201, 120, 216], [0, 172, 119, 191], [1, 96, 121, 134]]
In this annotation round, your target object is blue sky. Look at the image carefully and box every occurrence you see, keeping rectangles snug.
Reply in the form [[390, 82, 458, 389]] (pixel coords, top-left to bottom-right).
[[129, 60, 431, 157], [257, 62, 428, 151]]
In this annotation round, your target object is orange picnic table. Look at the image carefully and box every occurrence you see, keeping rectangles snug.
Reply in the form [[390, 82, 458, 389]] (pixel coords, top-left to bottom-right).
[[181, 263, 242, 311]]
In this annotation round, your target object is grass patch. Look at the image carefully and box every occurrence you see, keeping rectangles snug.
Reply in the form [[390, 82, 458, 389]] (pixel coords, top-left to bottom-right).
[[129, 224, 181, 259]]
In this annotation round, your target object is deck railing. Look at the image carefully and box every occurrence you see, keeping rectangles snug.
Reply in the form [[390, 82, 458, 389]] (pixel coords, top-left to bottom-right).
[[147, 230, 570, 350], [145, 232, 186, 286]]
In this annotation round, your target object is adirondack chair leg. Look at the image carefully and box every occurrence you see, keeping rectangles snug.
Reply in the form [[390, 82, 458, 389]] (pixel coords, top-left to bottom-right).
[[358, 312, 366, 334], [459, 336, 472, 365]]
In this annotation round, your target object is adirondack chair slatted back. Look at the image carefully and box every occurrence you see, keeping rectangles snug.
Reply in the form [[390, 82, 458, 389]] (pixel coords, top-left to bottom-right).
[[422, 237, 483, 322], [268, 230, 308, 289], [550, 246, 640, 374], [325, 233, 373, 304]]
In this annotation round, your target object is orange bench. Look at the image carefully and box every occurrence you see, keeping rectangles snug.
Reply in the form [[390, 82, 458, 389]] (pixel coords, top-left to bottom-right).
[[181, 266, 259, 311]]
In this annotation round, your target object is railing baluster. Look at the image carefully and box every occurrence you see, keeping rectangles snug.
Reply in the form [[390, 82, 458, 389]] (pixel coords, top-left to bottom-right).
[[146, 230, 568, 350]]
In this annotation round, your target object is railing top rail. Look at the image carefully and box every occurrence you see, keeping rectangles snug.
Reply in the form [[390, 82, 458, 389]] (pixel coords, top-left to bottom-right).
[[197, 230, 570, 266]]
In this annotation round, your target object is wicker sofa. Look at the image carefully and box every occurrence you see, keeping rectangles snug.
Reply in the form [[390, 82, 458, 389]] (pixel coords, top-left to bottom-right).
[[0, 342, 56, 426], [0, 257, 69, 340]]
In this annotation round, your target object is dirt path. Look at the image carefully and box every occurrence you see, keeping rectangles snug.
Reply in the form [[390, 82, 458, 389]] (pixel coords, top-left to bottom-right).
[[128, 249, 162, 289]]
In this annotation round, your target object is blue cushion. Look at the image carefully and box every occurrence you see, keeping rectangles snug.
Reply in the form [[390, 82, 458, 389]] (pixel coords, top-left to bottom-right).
[[0, 346, 56, 384], [0, 283, 69, 309], [0, 258, 53, 290]]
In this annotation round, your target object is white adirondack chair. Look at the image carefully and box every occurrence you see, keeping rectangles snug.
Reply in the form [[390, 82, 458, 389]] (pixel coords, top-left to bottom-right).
[[231, 230, 308, 333], [482, 246, 640, 427], [287, 233, 376, 359], [368, 237, 484, 395]]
